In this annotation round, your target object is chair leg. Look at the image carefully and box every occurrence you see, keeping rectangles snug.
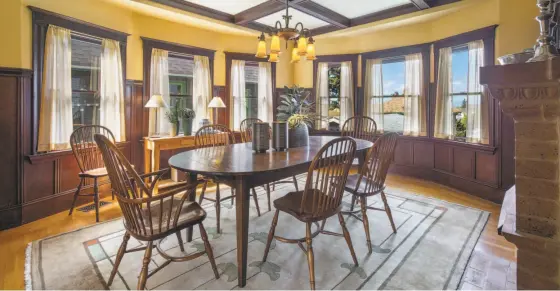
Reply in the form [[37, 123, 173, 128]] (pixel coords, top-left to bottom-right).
[[292, 175, 299, 192], [198, 180, 208, 205], [266, 183, 271, 211], [338, 213, 359, 266], [263, 209, 279, 262], [305, 222, 315, 290], [381, 191, 397, 233], [108, 232, 130, 286], [111, 188, 115, 201], [137, 241, 153, 290], [231, 187, 235, 205], [93, 177, 100, 223], [251, 188, 261, 217], [360, 196, 373, 253], [349, 195, 357, 212], [199, 223, 220, 279], [68, 178, 83, 216], [215, 183, 221, 234], [176, 232, 185, 252]]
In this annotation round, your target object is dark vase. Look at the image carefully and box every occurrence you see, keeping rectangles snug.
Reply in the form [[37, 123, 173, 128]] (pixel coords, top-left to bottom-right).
[[288, 124, 309, 148], [182, 118, 193, 136]]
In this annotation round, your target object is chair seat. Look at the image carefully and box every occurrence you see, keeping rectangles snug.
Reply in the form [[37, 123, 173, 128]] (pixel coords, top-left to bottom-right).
[[79, 167, 108, 178], [129, 193, 206, 240], [343, 174, 385, 196], [273, 190, 340, 222]]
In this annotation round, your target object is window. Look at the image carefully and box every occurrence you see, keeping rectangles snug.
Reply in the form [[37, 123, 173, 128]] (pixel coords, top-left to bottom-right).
[[328, 65, 341, 131], [451, 46, 469, 140], [168, 54, 194, 134], [71, 36, 101, 130], [245, 64, 259, 119], [380, 58, 405, 133]]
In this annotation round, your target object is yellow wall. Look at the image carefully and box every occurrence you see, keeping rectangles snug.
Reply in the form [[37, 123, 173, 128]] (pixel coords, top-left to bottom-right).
[[0, 0, 539, 88], [1, 0, 293, 87], [292, 0, 539, 88]]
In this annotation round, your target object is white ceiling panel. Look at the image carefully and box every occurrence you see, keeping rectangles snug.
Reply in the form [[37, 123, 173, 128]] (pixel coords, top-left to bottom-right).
[[311, 0, 412, 19], [256, 8, 329, 30], [182, 0, 269, 15]]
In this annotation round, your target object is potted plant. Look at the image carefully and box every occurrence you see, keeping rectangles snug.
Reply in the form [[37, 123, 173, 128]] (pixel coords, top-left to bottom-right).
[[276, 86, 315, 148], [165, 106, 180, 137], [178, 108, 196, 136]]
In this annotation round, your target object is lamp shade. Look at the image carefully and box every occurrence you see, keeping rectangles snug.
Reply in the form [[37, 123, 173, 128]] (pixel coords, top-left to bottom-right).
[[145, 94, 169, 108], [208, 96, 226, 108], [297, 36, 308, 56], [270, 34, 281, 54], [306, 37, 317, 60], [255, 33, 267, 58], [268, 52, 279, 63], [291, 45, 300, 63]]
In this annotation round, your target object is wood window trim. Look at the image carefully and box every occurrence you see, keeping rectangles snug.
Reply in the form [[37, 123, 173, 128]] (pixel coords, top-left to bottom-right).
[[29, 6, 129, 157], [432, 25, 497, 147], [142, 37, 216, 137], [224, 52, 277, 128], [312, 54, 359, 131]]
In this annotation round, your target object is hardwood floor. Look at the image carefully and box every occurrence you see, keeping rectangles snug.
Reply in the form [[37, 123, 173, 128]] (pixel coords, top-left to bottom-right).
[[0, 174, 516, 290]]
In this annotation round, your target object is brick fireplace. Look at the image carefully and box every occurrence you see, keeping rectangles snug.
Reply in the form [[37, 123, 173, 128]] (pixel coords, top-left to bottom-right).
[[481, 58, 560, 289]]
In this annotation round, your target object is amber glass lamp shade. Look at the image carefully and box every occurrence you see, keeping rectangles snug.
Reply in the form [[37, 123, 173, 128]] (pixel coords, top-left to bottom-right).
[[268, 52, 279, 63], [297, 36, 308, 56], [270, 34, 281, 54], [306, 37, 317, 60], [255, 33, 267, 58], [291, 46, 300, 63]]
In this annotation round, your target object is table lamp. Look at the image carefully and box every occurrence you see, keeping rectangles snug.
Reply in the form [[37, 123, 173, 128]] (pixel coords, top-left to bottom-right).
[[208, 96, 226, 124], [145, 94, 169, 137]]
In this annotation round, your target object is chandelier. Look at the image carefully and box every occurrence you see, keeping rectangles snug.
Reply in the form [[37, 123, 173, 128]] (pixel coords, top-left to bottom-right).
[[255, 0, 317, 63]]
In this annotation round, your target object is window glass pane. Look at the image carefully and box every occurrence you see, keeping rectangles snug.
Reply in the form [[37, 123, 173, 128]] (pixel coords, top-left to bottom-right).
[[168, 55, 194, 134], [328, 65, 340, 131], [245, 65, 259, 119], [452, 48, 468, 94], [71, 38, 101, 130], [381, 60, 405, 133], [453, 95, 467, 138]]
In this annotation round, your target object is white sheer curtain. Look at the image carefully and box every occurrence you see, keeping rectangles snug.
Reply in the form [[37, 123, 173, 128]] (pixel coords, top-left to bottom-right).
[[37, 25, 73, 152], [466, 40, 489, 144], [403, 53, 425, 137], [315, 62, 329, 129], [258, 62, 273, 123], [193, 55, 212, 131], [434, 47, 453, 139], [340, 61, 354, 127], [231, 60, 246, 130], [99, 39, 125, 142], [149, 48, 170, 136], [364, 59, 384, 132]]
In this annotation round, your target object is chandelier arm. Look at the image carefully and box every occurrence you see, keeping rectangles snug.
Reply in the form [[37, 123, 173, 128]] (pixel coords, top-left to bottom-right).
[[275, 20, 283, 31], [294, 22, 305, 36]]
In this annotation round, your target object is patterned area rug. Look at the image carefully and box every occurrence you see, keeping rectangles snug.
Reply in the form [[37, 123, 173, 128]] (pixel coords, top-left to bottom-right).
[[27, 175, 489, 290]]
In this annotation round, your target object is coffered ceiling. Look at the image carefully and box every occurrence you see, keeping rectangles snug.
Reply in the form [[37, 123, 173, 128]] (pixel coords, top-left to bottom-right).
[[147, 0, 462, 36]]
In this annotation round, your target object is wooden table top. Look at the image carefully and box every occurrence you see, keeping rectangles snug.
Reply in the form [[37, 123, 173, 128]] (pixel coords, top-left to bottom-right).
[[168, 136, 373, 176]]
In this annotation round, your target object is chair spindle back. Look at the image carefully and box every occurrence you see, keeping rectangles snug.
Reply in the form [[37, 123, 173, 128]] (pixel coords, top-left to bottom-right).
[[95, 134, 197, 238], [195, 124, 235, 148], [70, 125, 116, 173], [356, 132, 398, 194], [301, 137, 357, 218], [239, 118, 262, 143], [341, 116, 377, 142]]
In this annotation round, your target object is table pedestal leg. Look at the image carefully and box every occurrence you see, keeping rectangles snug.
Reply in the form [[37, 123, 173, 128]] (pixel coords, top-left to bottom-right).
[[235, 176, 250, 287], [186, 172, 197, 242]]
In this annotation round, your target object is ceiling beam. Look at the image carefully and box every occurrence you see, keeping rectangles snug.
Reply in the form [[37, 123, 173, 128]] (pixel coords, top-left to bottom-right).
[[289, 1, 351, 28], [350, 4, 418, 27], [148, 0, 233, 22], [410, 0, 431, 10], [240, 22, 276, 33], [234, 0, 286, 25]]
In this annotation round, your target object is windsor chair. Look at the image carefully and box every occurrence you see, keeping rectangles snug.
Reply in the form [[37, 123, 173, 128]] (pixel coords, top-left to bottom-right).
[[68, 125, 115, 222], [94, 134, 219, 290], [342, 132, 399, 253], [261, 137, 358, 290]]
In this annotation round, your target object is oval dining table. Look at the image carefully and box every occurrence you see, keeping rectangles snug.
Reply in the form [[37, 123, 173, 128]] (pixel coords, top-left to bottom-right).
[[168, 135, 373, 287]]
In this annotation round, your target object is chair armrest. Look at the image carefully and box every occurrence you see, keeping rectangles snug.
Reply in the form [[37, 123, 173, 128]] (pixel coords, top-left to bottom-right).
[[140, 168, 169, 192]]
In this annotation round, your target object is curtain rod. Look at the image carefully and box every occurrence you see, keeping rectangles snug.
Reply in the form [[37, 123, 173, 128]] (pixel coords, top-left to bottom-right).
[[71, 31, 102, 43]]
